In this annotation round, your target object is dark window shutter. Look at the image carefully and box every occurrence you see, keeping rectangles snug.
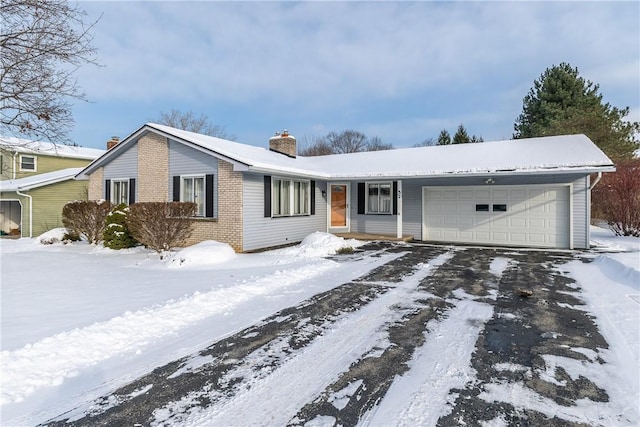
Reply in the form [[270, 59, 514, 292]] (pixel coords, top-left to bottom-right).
[[310, 180, 316, 215], [264, 176, 271, 217], [205, 174, 214, 218], [173, 176, 180, 202], [392, 181, 398, 215], [357, 182, 366, 214], [105, 179, 111, 201], [129, 178, 136, 204]]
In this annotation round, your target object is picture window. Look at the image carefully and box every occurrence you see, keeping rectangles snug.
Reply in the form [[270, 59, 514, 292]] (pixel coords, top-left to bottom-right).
[[272, 178, 310, 217]]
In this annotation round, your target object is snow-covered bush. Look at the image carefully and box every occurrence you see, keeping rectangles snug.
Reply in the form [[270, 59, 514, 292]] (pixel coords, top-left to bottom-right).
[[127, 202, 196, 252], [62, 200, 111, 244], [103, 204, 138, 249]]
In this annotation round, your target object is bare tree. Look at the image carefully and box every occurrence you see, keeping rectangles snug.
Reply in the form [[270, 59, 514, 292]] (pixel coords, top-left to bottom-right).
[[1, 0, 99, 144], [367, 136, 393, 151], [326, 130, 368, 153], [413, 137, 437, 147], [298, 135, 333, 156], [300, 130, 393, 156], [156, 109, 235, 140]]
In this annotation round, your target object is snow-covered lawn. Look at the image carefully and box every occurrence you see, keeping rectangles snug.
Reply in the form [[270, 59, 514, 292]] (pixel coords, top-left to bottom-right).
[[1, 227, 638, 426]]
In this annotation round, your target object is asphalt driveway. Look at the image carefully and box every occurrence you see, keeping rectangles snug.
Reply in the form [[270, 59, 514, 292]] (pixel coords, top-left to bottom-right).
[[45, 243, 610, 426]]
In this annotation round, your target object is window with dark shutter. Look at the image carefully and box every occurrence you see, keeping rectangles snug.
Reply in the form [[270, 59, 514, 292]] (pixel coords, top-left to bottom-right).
[[357, 182, 365, 214], [172, 176, 180, 202], [264, 176, 271, 217], [205, 174, 214, 217], [129, 179, 136, 204], [310, 180, 316, 215], [392, 181, 398, 215], [105, 179, 111, 201]]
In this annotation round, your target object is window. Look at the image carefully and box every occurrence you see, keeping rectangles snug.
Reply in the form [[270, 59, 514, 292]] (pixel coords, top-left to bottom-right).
[[493, 204, 507, 212], [367, 182, 392, 214], [111, 180, 129, 204], [272, 178, 310, 217], [475, 204, 490, 212], [19, 155, 36, 171], [182, 176, 205, 217]]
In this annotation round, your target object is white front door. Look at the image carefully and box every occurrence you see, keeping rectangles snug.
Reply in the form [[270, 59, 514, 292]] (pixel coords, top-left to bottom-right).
[[328, 183, 350, 232], [422, 185, 571, 248]]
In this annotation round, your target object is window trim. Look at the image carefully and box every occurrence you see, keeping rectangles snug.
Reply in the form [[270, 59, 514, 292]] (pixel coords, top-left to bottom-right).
[[19, 155, 36, 172], [365, 181, 393, 215], [110, 179, 130, 205], [180, 174, 206, 217], [271, 177, 311, 218]]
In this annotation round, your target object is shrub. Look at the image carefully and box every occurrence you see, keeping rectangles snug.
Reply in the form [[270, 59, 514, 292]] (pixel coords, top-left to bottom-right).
[[127, 202, 197, 252], [592, 159, 640, 236], [62, 200, 111, 244], [103, 203, 138, 249]]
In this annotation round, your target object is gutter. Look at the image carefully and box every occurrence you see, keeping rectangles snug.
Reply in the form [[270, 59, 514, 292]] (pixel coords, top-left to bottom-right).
[[15, 188, 32, 238]]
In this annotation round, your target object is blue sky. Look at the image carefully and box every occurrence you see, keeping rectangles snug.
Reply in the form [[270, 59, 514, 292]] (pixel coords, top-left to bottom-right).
[[71, 1, 640, 150]]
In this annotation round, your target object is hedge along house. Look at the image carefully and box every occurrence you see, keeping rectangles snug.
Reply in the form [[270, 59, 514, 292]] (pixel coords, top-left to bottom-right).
[[76, 123, 614, 252], [0, 137, 105, 237]]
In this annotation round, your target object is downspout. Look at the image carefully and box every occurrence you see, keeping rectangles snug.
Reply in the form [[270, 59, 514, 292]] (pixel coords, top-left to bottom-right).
[[589, 172, 602, 190], [12, 151, 18, 180], [15, 189, 32, 238], [586, 172, 603, 250]]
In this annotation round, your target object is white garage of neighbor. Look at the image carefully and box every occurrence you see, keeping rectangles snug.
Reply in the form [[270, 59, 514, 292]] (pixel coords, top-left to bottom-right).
[[422, 185, 571, 249]]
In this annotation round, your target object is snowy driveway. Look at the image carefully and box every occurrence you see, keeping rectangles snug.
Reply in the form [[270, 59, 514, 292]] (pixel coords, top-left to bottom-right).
[[40, 243, 638, 426]]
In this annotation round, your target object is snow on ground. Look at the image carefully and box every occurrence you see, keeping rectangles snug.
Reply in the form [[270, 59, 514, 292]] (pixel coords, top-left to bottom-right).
[[0, 232, 396, 425], [1, 226, 638, 426]]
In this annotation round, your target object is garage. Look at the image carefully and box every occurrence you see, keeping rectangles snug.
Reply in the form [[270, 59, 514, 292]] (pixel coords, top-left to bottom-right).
[[422, 185, 571, 249], [0, 200, 22, 237]]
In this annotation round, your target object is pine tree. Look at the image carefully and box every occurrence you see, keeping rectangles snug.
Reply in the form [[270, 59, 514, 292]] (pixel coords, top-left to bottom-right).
[[452, 124, 471, 144], [437, 129, 452, 145], [514, 62, 639, 160]]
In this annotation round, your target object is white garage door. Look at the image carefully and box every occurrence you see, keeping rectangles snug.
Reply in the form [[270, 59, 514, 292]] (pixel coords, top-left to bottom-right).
[[422, 185, 570, 249]]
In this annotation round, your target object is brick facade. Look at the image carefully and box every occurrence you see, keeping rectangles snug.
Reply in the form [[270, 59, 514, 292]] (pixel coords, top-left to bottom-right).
[[88, 167, 104, 200], [137, 133, 169, 202]]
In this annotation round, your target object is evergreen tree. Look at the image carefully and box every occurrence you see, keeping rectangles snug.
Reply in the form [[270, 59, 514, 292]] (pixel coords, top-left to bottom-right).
[[514, 62, 639, 160], [453, 124, 471, 144], [437, 129, 452, 145], [103, 204, 138, 250]]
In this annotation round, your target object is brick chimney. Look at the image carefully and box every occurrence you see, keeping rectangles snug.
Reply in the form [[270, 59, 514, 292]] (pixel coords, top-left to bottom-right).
[[107, 136, 120, 150], [269, 129, 296, 158]]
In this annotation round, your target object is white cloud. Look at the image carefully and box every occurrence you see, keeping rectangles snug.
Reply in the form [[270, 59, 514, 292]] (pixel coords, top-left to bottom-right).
[[71, 1, 639, 148]]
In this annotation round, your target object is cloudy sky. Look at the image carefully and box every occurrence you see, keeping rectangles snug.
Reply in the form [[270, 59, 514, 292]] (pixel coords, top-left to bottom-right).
[[71, 1, 639, 150]]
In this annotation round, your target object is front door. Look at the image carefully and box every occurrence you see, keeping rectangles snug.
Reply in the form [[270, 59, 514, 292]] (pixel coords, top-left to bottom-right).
[[329, 183, 349, 232]]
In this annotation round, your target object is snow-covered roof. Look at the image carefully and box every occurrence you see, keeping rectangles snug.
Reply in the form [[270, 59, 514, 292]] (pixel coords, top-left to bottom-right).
[[0, 168, 84, 192], [0, 136, 105, 160], [79, 123, 614, 180]]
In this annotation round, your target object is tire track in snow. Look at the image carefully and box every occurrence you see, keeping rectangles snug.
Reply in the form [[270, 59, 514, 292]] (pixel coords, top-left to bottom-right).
[[174, 251, 455, 426], [0, 260, 339, 405]]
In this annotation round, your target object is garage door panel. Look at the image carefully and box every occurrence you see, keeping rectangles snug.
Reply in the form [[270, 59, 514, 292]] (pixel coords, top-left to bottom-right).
[[423, 186, 570, 249]]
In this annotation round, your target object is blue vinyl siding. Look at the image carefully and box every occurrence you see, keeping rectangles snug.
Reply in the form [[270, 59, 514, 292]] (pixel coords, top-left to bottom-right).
[[242, 173, 327, 252], [103, 144, 138, 179], [169, 140, 218, 217]]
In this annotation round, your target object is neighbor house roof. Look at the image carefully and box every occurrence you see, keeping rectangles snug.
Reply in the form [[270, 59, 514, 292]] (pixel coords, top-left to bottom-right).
[[0, 168, 84, 192], [0, 137, 105, 160], [78, 123, 615, 180]]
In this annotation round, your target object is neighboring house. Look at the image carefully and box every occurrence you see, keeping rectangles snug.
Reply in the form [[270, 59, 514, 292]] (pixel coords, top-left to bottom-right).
[[77, 123, 614, 252], [0, 137, 105, 237]]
